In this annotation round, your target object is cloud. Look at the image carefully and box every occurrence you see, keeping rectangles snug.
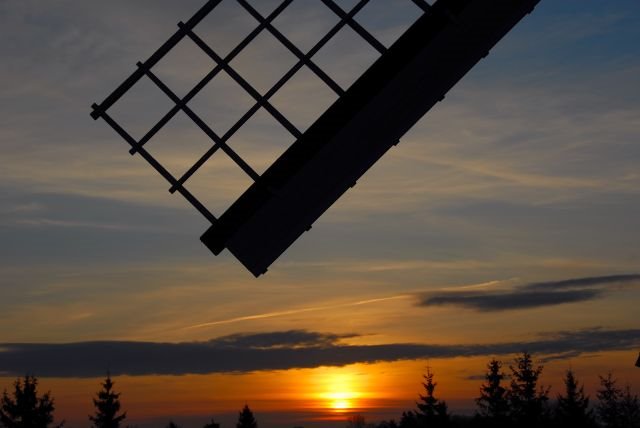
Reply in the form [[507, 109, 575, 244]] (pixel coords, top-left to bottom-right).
[[418, 274, 640, 312], [525, 274, 640, 291], [0, 328, 638, 378], [423, 289, 603, 311], [0, 189, 208, 267], [207, 330, 358, 349], [184, 295, 410, 329]]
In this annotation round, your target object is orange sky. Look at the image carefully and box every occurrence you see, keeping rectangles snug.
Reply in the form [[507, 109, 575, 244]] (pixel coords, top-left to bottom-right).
[[3, 352, 638, 427], [1, 1, 640, 428]]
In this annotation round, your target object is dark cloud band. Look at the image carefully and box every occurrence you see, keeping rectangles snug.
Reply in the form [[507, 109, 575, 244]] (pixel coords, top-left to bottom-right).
[[0, 328, 637, 378], [525, 274, 640, 291], [423, 289, 603, 311], [419, 274, 640, 312]]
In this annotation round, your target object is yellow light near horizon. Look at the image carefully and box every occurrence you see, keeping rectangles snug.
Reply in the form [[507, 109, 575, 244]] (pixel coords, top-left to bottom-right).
[[6, 354, 639, 428], [319, 372, 361, 412], [331, 399, 352, 410], [327, 390, 355, 411]]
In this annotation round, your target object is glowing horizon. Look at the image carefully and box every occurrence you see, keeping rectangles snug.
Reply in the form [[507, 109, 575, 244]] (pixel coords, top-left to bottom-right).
[[2, 352, 638, 427], [1, 1, 640, 427]]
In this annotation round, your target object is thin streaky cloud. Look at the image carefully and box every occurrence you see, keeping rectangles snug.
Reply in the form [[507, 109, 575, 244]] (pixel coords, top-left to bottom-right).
[[13, 218, 132, 231], [418, 274, 640, 312], [439, 278, 518, 292], [525, 274, 640, 291], [183, 294, 411, 330], [424, 289, 604, 312], [0, 327, 637, 378]]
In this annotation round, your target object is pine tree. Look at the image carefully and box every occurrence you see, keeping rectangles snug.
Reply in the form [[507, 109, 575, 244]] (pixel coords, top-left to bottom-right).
[[202, 419, 221, 428], [166, 421, 181, 428], [399, 411, 418, 428], [475, 359, 509, 426], [597, 372, 622, 428], [619, 385, 640, 428], [554, 369, 596, 427], [0, 375, 63, 428], [346, 414, 366, 428], [508, 352, 549, 428], [236, 404, 257, 428], [415, 368, 449, 427], [89, 375, 126, 428]]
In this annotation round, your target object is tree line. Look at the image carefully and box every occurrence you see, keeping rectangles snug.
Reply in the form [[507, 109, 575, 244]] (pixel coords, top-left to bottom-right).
[[0, 352, 638, 428], [0, 374, 250, 428], [348, 352, 640, 428]]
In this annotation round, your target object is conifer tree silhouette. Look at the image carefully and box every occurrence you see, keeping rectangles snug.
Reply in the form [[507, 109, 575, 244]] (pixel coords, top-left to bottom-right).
[[166, 421, 181, 428], [475, 358, 509, 426], [345, 414, 366, 428], [619, 385, 640, 428], [554, 369, 596, 427], [508, 352, 549, 427], [236, 404, 257, 428], [399, 410, 419, 428], [89, 375, 126, 428], [202, 418, 221, 428], [597, 372, 622, 428], [0, 375, 63, 428], [415, 368, 449, 427], [597, 373, 640, 428]]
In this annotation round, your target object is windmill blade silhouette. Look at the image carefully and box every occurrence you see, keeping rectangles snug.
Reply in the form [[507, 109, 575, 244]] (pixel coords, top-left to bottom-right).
[[91, 0, 540, 277]]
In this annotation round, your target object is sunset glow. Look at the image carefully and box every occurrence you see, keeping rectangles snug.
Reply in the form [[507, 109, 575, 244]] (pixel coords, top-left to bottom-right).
[[321, 373, 360, 412], [2, 1, 640, 427], [1, 353, 640, 426]]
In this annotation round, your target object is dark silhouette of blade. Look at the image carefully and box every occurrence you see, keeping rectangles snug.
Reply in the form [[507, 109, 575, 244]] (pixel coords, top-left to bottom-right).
[[201, 0, 540, 276], [91, 0, 540, 277]]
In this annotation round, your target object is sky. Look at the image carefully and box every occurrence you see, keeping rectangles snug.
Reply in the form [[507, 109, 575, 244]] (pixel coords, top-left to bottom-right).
[[1, 0, 640, 427]]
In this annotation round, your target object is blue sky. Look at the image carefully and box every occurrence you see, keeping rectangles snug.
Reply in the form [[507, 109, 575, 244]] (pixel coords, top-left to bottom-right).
[[1, 0, 639, 348], [1, 0, 639, 425]]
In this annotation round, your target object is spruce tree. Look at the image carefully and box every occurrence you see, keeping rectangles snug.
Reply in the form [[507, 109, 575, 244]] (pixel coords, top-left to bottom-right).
[[346, 414, 366, 428], [415, 368, 449, 427], [0, 375, 63, 428], [475, 359, 509, 426], [89, 375, 126, 428], [377, 420, 399, 428], [619, 385, 640, 428], [596, 372, 622, 428], [554, 369, 595, 427], [202, 419, 221, 428], [399, 411, 418, 428], [508, 352, 549, 428], [236, 404, 257, 428]]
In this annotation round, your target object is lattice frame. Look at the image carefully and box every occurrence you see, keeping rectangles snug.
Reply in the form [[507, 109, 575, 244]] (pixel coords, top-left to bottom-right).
[[91, 0, 431, 223]]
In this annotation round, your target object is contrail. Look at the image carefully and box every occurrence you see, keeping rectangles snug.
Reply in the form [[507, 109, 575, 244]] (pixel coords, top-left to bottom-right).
[[440, 278, 518, 291], [183, 294, 411, 330]]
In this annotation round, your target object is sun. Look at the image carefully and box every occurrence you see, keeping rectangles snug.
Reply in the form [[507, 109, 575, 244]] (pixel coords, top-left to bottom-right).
[[328, 391, 354, 411], [320, 373, 360, 412], [332, 399, 350, 409], [308, 366, 380, 415]]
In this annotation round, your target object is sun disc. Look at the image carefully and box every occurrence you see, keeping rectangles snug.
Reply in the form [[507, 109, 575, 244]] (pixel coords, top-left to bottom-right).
[[331, 399, 351, 410]]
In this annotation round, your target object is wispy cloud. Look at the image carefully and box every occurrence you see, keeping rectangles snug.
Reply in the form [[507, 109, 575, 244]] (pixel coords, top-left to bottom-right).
[[423, 289, 603, 312], [418, 274, 640, 312], [13, 218, 132, 231], [208, 330, 358, 349], [0, 327, 637, 378], [525, 275, 640, 290], [184, 295, 411, 329]]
